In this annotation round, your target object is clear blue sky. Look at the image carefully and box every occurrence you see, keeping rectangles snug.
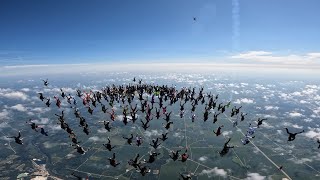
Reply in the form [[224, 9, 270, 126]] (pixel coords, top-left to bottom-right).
[[0, 0, 319, 65]]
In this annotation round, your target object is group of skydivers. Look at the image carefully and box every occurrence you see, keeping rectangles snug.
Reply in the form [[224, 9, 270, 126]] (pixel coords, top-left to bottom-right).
[[6, 77, 318, 179]]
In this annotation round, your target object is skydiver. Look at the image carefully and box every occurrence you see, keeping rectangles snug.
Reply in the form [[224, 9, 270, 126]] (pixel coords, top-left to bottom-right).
[[217, 103, 223, 111], [146, 152, 160, 163], [87, 106, 93, 115], [240, 112, 247, 121], [45, 98, 51, 107], [213, 112, 221, 124], [26, 119, 39, 132], [191, 113, 196, 122], [103, 120, 111, 132], [60, 88, 66, 99], [66, 94, 73, 104], [155, 107, 161, 119], [7, 131, 23, 145], [179, 110, 185, 118], [55, 110, 65, 121], [83, 123, 90, 135], [285, 128, 304, 141], [128, 154, 140, 169], [53, 96, 61, 108], [123, 134, 134, 145], [213, 125, 224, 136], [164, 121, 173, 130], [103, 137, 116, 151], [160, 132, 168, 141], [108, 153, 120, 167], [246, 123, 256, 136], [241, 135, 255, 145], [150, 138, 161, 149], [41, 79, 49, 87], [170, 150, 181, 161], [101, 103, 107, 113], [317, 139, 320, 149], [203, 109, 211, 122], [76, 89, 82, 97], [180, 173, 192, 180], [163, 111, 172, 122], [136, 135, 143, 146], [38, 93, 45, 101], [70, 172, 88, 180], [73, 144, 87, 155], [180, 149, 189, 162], [219, 138, 234, 156], [137, 164, 151, 176], [73, 108, 80, 118], [133, 77, 136, 82], [40, 128, 48, 136], [70, 135, 81, 145], [257, 118, 267, 128], [141, 120, 150, 131], [193, 17, 196, 21]]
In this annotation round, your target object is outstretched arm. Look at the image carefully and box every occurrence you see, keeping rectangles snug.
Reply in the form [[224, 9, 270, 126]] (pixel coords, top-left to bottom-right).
[[285, 128, 290, 134]]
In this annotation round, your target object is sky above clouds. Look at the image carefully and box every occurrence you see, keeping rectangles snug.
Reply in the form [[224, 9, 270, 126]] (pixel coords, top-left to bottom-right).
[[0, 0, 320, 67]]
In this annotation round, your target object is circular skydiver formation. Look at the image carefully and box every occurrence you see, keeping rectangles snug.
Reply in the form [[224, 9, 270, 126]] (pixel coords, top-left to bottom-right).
[[7, 77, 312, 179]]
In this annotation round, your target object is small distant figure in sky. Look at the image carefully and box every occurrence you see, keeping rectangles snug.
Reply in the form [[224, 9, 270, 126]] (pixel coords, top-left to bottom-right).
[[193, 17, 197, 21]]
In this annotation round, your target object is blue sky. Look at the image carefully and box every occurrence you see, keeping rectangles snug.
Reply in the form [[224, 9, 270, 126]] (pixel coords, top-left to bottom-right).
[[0, 0, 320, 65]]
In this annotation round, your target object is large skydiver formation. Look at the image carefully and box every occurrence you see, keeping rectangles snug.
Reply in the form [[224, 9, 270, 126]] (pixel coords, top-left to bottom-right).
[[6, 77, 312, 179]]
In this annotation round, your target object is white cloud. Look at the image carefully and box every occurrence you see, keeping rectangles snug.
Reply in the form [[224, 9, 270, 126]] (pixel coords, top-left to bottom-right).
[[199, 156, 208, 162], [0, 109, 10, 120], [199, 167, 227, 178], [288, 157, 313, 164], [263, 115, 277, 119], [10, 104, 27, 112], [245, 172, 266, 180], [292, 124, 303, 129], [89, 136, 105, 142], [264, 106, 279, 111], [231, 51, 320, 65], [144, 130, 162, 137], [288, 112, 303, 118], [304, 130, 320, 139], [32, 118, 50, 125], [21, 88, 30, 92], [0, 90, 28, 101], [234, 98, 254, 104], [222, 131, 233, 137], [291, 92, 303, 96]]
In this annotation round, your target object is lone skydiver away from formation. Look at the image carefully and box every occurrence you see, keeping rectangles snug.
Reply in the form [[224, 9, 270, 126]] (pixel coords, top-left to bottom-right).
[[219, 138, 234, 156], [103, 137, 116, 151], [164, 121, 173, 130], [317, 139, 320, 149], [108, 153, 120, 167], [7, 131, 23, 145], [285, 128, 304, 141]]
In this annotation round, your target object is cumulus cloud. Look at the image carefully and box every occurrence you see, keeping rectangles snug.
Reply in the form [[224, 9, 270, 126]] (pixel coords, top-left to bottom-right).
[[0, 109, 10, 120], [222, 131, 233, 137], [21, 88, 30, 92], [245, 172, 266, 180], [0, 90, 28, 101], [144, 130, 162, 137], [10, 104, 27, 112], [89, 136, 105, 142], [304, 130, 320, 139], [199, 156, 208, 162], [292, 124, 303, 129], [234, 98, 254, 104], [199, 167, 227, 178], [288, 111, 303, 118], [288, 157, 313, 164], [264, 106, 279, 111]]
